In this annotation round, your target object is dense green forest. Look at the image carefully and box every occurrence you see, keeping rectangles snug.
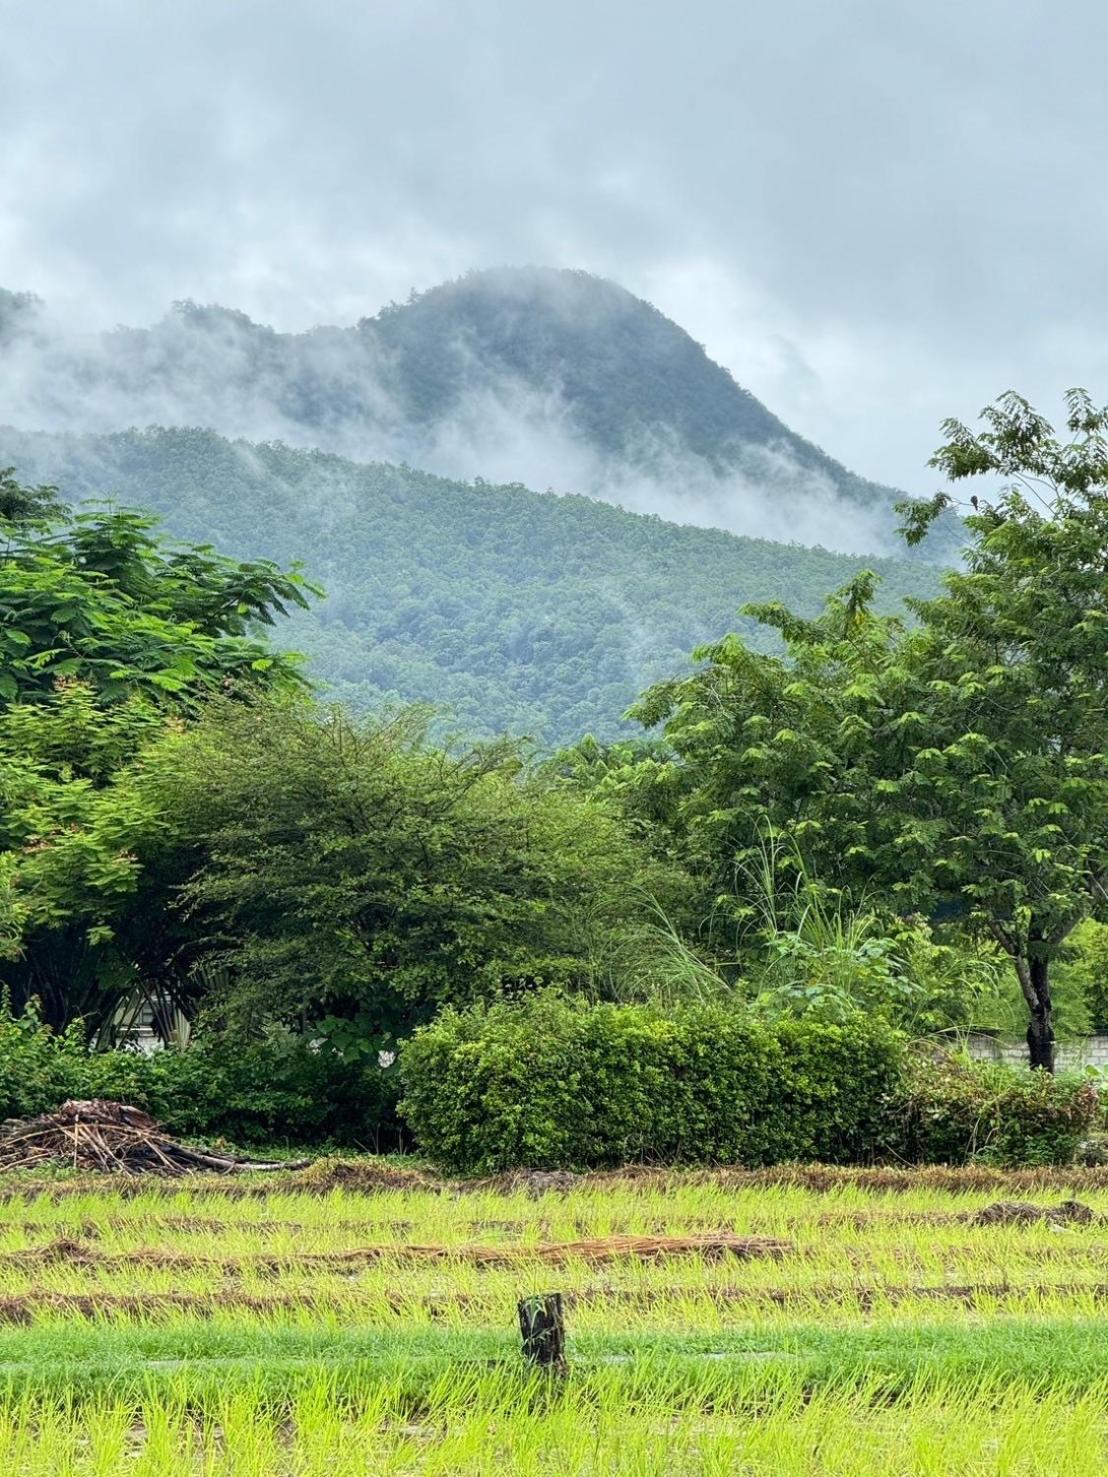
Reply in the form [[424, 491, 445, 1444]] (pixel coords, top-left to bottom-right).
[[0, 426, 939, 744]]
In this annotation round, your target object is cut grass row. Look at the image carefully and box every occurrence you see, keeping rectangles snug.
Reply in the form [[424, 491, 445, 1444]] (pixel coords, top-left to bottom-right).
[[6, 1160, 1108, 1202], [4, 1319, 1108, 1397], [0, 1175, 1105, 1231]]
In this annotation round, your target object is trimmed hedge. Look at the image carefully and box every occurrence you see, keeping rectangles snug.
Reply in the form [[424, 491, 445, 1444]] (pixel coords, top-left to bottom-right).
[[0, 1008, 401, 1148], [398, 995, 905, 1173], [399, 996, 1104, 1173]]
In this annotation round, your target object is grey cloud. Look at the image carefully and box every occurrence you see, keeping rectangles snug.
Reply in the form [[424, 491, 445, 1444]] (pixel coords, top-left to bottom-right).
[[2, 0, 1108, 490]]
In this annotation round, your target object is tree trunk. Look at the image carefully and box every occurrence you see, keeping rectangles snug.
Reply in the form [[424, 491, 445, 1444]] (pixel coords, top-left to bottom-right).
[[1025, 954, 1055, 1073]]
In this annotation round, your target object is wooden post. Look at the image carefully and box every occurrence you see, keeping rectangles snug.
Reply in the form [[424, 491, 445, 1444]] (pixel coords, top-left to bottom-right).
[[518, 1292, 567, 1374]]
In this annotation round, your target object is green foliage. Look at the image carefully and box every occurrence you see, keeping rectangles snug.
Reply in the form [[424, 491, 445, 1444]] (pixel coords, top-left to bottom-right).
[[140, 1030, 400, 1146], [0, 1001, 144, 1119], [0, 426, 939, 747], [899, 1050, 1101, 1166], [888, 390, 1108, 1063], [734, 837, 908, 1023], [1050, 919, 1108, 1032], [399, 994, 905, 1173], [0, 497, 312, 708], [882, 919, 1020, 1036], [0, 467, 60, 527], [618, 390, 1108, 1068], [0, 683, 165, 971], [0, 477, 314, 1031], [0, 1001, 398, 1147], [622, 572, 908, 911], [401, 996, 1103, 1172], [139, 700, 682, 1039]]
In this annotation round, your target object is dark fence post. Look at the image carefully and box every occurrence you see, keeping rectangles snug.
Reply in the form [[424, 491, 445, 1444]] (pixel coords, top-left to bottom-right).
[[518, 1292, 567, 1374]]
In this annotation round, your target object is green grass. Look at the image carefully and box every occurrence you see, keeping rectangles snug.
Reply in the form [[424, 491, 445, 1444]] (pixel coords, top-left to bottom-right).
[[0, 1167, 1107, 1469]]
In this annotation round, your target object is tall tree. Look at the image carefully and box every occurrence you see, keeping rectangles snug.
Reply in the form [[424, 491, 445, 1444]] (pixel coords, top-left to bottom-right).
[[625, 391, 1108, 1070], [0, 478, 315, 1030], [892, 389, 1108, 1069]]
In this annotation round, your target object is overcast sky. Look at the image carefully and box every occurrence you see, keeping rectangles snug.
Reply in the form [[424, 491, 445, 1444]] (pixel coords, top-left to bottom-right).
[[2, 0, 1106, 492]]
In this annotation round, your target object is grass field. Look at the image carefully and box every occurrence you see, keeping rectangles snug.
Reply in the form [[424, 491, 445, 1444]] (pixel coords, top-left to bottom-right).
[[1, 1163, 1108, 1471]]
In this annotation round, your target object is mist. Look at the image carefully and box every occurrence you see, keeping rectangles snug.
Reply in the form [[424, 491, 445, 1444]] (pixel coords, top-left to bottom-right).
[[0, 285, 902, 557]]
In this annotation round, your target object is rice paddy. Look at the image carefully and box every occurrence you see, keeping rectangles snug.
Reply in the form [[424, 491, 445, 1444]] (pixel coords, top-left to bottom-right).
[[2, 1163, 1108, 1471]]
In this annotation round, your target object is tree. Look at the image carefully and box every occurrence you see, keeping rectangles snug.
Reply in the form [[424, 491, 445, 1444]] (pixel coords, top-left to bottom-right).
[[624, 391, 1108, 1070], [619, 573, 904, 911], [890, 389, 1108, 1069], [0, 682, 165, 1027], [0, 478, 316, 1031], [0, 467, 61, 526], [138, 700, 683, 1044]]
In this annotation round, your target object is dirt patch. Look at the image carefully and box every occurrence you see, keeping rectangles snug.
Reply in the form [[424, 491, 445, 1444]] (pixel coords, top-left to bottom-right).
[[485, 1234, 790, 1265], [970, 1199, 1096, 1227]]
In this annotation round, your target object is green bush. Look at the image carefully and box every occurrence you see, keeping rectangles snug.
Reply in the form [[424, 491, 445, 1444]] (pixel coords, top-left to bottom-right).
[[0, 1005, 401, 1147], [0, 1007, 149, 1118], [141, 1030, 402, 1147], [398, 995, 906, 1173], [899, 1051, 1101, 1167]]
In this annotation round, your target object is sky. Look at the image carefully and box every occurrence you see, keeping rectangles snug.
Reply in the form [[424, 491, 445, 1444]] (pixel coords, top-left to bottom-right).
[[2, 0, 1107, 494]]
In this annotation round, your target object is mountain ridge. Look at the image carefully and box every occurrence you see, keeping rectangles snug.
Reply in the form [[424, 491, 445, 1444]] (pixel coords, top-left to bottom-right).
[[0, 268, 921, 554]]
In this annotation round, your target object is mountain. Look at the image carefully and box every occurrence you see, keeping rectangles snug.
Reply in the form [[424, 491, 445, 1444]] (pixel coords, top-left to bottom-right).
[[0, 426, 939, 745], [0, 269, 928, 554]]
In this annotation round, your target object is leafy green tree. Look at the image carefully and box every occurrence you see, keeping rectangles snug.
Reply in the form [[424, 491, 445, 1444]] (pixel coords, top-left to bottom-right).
[[0, 467, 61, 526], [0, 682, 166, 1026], [0, 499, 313, 707], [0, 478, 316, 1031], [624, 392, 1108, 1070], [139, 700, 683, 1045], [890, 389, 1108, 1068], [619, 573, 905, 907]]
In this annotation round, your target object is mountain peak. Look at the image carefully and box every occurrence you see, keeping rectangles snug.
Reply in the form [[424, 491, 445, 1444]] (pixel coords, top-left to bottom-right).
[[0, 267, 936, 554]]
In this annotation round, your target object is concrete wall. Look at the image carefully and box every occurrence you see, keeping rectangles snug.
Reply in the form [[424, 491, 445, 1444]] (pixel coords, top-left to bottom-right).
[[965, 1032, 1108, 1070]]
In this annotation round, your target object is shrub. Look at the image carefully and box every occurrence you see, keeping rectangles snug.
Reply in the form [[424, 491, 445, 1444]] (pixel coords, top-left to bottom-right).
[[0, 1006, 149, 1118], [141, 1029, 402, 1147], [0, 1004, 401, 1148], [398, 994, 905, 1173], [899, 1050, 1101, 1167]]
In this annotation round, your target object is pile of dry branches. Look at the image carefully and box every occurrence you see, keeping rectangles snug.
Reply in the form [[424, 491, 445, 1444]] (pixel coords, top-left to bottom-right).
[[0, 1100, 310, 1176]]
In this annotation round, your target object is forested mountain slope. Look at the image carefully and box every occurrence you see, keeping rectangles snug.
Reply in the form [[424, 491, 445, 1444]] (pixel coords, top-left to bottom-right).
[[0, 270, 933, 553], [1, 426, 939, 744]]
